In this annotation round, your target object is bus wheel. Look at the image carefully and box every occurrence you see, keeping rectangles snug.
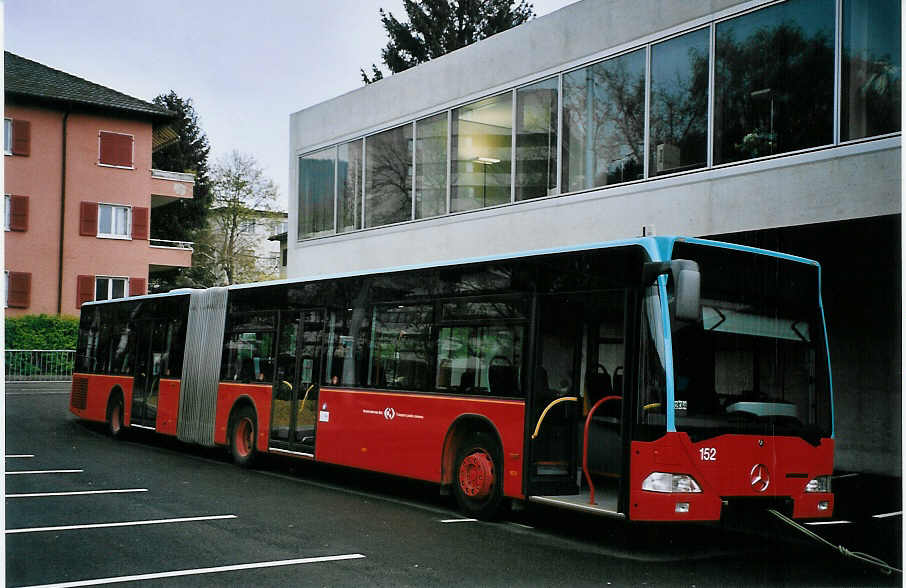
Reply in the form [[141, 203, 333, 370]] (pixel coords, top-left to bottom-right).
[[453, 433, 503, 520], [107, 394, 124, 439], [229, 406, 257, 468]]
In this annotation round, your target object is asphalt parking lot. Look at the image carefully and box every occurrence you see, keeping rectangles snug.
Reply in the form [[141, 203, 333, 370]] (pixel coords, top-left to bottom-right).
[[5, 382, 901, 587]]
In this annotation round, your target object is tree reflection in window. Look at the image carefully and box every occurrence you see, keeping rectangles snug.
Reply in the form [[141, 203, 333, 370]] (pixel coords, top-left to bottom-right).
[[714, 0, 835, 164], [562, 49, 645, 192], [841, 0, 901, 141], [649, 28, 709, 176], [365, 124, 413, 228]]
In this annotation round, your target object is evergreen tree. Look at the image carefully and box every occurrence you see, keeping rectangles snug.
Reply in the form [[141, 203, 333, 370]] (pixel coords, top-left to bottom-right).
[[149, 91, 213, 292], [362, 0, 534, 83]]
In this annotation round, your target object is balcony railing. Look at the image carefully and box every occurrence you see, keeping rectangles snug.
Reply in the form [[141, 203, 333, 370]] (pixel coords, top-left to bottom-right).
[[150, 169, 196, 183], [150, 239, 194, 250]]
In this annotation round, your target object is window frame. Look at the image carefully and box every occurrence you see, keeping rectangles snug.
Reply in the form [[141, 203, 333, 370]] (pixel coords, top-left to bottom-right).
[[4, 118, 12, 156], [96, 203, 132, 240], [97, 130, 135, 169], [4, 194, 10, 231], [95, 276, 129, 302]]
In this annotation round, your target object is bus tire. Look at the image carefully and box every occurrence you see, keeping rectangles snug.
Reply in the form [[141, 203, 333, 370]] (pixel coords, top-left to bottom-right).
[[107, 393, 125, 439], [453, 432, 503, 520], [229, 406, 258, 468]]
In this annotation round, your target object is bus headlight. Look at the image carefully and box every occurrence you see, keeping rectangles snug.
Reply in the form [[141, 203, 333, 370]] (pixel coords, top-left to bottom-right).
[[642, 472, 702, 493], [805, 475, 831, 493]]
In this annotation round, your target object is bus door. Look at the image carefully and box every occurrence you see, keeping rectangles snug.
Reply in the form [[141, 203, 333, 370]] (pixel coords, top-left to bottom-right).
[[526, 294, 580, 496], [270, 309, 325, 454], [526, 292, 628, 503], [131, 320, 167, 429]]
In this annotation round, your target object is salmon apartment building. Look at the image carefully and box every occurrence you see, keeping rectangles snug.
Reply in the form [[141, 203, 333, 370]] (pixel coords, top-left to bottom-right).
[[4, 51, 195, 317]]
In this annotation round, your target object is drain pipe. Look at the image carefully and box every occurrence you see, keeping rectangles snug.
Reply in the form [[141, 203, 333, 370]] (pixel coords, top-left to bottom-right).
[[56, 110, 69, 315]]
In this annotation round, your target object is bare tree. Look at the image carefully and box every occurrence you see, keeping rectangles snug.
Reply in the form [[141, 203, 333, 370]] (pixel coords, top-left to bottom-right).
[[202, 151, 280, 284]]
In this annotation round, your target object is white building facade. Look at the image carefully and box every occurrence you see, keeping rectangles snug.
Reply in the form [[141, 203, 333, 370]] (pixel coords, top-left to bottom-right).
[[289, 0, 900, 474]]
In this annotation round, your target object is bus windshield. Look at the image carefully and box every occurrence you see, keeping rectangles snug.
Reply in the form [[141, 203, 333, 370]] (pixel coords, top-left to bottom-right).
[[669, 242, 832, 443]]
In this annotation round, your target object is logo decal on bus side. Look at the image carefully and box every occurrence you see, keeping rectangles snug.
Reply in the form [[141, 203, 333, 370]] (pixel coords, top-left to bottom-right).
[[384, 407, 396, 420], [749, 463, 771, 492]]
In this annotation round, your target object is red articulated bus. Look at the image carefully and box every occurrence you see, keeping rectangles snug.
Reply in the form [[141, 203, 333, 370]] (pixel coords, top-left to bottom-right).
[[71, 236, 834, 521]]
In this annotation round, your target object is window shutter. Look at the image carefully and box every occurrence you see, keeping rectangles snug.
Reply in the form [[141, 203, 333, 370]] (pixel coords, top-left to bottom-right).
[[11, 120, 30, 156], [99, 132, 132, 167], [120, 135, 134, 167], [79, 201, 98, 236], [7, 272, 31, 308], [9, 195, 28, 232], [129, 277, 146, 297], [132, 207, 149, 240], [76, 275, 95, 308]]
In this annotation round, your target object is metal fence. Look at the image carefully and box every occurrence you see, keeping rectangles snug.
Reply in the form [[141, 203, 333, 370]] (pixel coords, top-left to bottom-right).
[[5, 350, 75, 382]]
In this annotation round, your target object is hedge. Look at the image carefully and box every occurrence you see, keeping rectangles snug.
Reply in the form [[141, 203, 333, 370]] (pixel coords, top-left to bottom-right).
[[6, 314, 79, 350]]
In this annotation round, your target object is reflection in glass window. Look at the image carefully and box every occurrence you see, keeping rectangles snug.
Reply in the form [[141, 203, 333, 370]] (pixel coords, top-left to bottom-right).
[[365, 124, 413, 227], [515, 77, 559, 200], [415, 113, 448, 219], [436, 325, 524, 397], [649, 28, 709, 176], [841, 0, 901, 141], [562, 49, 645, 192], [368, 304, 433, 390], [714, 0, 835, 164], [337, 140, 363, 233], [298, 147, 335, 239], [451, 93, 513, 212], [221, 331, 275, 383]]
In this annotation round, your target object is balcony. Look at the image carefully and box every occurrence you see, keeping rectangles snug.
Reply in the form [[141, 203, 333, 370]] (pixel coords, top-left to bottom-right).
[[149, 238, 193, 270], [151, 169, 195, 207]]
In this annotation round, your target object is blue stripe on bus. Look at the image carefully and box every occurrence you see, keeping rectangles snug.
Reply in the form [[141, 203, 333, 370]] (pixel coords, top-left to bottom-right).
[[658, 274, 676, 433]]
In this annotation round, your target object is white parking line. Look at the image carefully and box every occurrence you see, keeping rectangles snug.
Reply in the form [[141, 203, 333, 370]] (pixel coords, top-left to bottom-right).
[[872, 511, 902, 519], [7, 489, 148, 498], [6, 514, 237, 534], [6, 455, 34, 458], [17, 553, 367, 588], [805, 520, 853, 526], [440, 518, 478, 523], [6, 470, 83, 475]]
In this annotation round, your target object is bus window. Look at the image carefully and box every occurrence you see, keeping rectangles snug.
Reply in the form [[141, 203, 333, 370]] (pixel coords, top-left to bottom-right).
[[435, 298, 526, 397], [76, 307, 99, 373], [368, 304, 433, 390], [110, 326, 135, 375], [221, 331, 275, 383]]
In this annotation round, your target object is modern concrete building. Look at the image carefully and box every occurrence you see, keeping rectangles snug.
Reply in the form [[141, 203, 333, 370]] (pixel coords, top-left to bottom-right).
[[4, 52, 195, 317], [288, 0, 900, 475]]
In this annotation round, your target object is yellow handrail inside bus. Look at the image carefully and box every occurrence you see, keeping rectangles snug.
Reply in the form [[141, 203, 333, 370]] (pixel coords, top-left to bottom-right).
[[300, 383, 315, 407], [531, 396, 578, 440]]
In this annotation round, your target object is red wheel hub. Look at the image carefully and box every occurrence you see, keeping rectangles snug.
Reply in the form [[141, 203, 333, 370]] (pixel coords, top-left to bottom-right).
[[458, 450, 494, 498], [235, 418, 253, 457]]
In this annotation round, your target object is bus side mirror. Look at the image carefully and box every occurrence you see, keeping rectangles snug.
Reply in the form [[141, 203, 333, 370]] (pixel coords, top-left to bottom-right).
[[642, 259, 701, 322], [672, 260, 700, 322]]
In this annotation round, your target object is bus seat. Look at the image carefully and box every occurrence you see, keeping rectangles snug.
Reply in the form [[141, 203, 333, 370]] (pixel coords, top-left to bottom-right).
[[586, 364, 612, 406], [458, 369, 475, 392], [488, 362, 515, 397]]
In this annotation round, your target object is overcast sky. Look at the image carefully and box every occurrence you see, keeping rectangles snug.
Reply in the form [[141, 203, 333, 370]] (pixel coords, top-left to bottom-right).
[[5, 0, 576, 210]]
